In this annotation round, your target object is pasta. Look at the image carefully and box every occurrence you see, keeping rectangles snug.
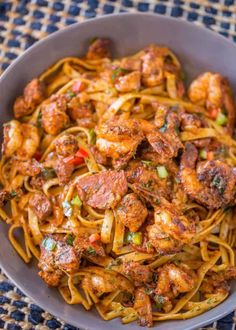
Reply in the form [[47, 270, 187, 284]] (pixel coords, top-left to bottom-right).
[[0, 38, 236, 327]]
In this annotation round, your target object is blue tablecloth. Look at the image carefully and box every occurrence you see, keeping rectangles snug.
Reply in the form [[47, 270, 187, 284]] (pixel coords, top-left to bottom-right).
[[0, 0, 236, 329]]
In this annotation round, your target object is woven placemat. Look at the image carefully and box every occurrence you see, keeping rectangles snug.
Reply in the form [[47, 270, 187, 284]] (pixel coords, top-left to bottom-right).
[[0, 0, 236, 329]]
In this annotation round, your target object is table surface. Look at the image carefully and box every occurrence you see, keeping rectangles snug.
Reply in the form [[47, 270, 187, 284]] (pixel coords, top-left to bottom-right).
[[0, 0, 236, 329]]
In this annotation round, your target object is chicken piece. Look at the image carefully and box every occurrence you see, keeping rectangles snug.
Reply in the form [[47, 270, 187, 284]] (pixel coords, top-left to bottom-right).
[[38, 234, 80, 286], [155, 263, 197, 297], [180, 142, 236, 208], [86, 38, 111, 60], [2, 120, 40, 160], [188, 72, 235, 135], [140, 112, 183, 164], [120, 57, 141, 71], [41, 95, 69, 135], [54, 157, 74, 185], [55, 134, 78, 157], [125, 160, 172, 202], [30, 174, 47, 190], [122, 261, 153, 286], [96, 116, 144, 168], [141, 46, 164, 87], [29, 192, 52, 221], [15, 159, 41, 177], [90, 146, 108, 166], [77, 170, 127, 209], [134, 287, 153, 327], [147, 207, 195, 254], [180, 113, 203, 130], [67, 97, 95, 128], [116, 193, 148, 232], [13, 78, 45, 118], [201, 267, 236, 294], [114, 71, 141, 92], [180, 113, 211, 148], [39, 269, 63, 287]]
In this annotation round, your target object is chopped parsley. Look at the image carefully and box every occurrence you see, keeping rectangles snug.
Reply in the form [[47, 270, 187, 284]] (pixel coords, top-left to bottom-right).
[[86, 246, 97, 256], [66, 91, 76, 99], [41, 168, 56, 180], [154, 294, 165, 311], [10, 190, 18, 198], [67, 234, 75, 246], [211, 175, 225, 195], [112, 67, 129, 82]]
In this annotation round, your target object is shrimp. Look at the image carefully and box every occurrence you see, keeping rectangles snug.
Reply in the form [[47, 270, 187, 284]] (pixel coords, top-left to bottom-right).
[[16, 124, 40, 160], [2, 120, 23, 158], [2, 121, 39, 160], [155, 263, 197, 297], [188, 72, 235, 135], [114, 71, 141, 92], [147, 207, 195, 254], [180, 142, 236, 208], [81, 270, 133, 296]]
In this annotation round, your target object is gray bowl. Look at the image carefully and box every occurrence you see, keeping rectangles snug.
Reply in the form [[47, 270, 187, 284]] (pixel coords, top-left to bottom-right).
[[0, 13, 236, 330]]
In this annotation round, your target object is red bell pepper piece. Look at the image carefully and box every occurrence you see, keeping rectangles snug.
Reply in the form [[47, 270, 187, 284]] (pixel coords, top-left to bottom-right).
[[89, 233, 101, 243], [72, 80, 86, 93], [75, 148, 89, 158]]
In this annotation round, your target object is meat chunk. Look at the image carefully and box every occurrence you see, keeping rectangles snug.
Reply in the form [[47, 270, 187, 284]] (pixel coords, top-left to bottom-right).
[[29, 192, 52, 221], [140, 114, 183, 164], [120, 58, 141, 71], [114, 71, 141, 92], [86, 38, 111, 60], [134, 287, 153, 327], [38, 234, 80, 286], [55, 134, 78, 157], [54, 157, 74, 185], [39, 269, 63, 287], [125, 160, 172, 202], [13, 78, 45, 118], [77, 170, 128, 209], [67, 97, 95, 128], [41, 95, 69, 135], [116, 193, 148, 232], [141, 46, 164, 87], [122, 261, 153, 286], [15, 159, 41, 176], [96, 116, 144, 168]]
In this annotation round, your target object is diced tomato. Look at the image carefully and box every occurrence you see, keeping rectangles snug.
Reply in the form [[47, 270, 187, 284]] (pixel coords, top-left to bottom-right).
[[209, 108, 219, 119], [89, 233, 101, 243], [72, 81, 86, 93], [34, 150, 42, 161], [75, 148, 89, 158], [63, 155, 84, 165], [207, 151, 214, 160]]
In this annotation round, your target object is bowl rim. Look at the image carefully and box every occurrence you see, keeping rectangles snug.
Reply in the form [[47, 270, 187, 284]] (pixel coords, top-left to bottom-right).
[[0, 12, 236, 330]]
